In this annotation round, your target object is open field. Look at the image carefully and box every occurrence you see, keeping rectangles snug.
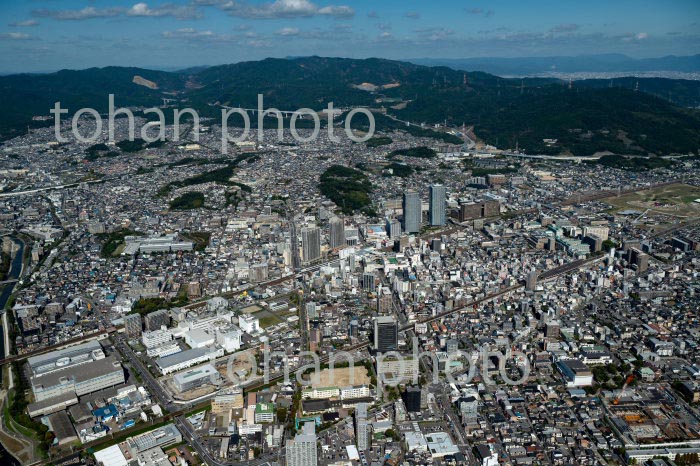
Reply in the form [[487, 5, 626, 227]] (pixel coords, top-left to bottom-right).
[[310, 366, 371, 388], [605, 183, 700, 218], [253, 310, 283, 328]]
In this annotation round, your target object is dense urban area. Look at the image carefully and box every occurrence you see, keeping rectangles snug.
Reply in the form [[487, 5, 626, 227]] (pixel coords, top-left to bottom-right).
[[0, 103, 699, 466]]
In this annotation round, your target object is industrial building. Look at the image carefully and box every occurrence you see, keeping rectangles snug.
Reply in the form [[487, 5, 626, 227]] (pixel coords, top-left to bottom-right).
[[156, 345, 223, 375], [30, 356, 125, 402], [172, 364, 221, 392], [556, 359, 593, 387]]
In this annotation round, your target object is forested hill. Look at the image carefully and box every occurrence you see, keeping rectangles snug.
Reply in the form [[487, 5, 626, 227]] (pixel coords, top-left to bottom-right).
[[1, 56, 698, 157]]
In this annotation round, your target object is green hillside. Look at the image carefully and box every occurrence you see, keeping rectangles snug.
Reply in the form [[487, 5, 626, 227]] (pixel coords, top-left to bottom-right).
[[1, 57, 698, 157]]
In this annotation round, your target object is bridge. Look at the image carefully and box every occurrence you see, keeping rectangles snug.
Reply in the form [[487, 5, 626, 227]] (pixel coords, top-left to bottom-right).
[[0, 279, 18, 285]]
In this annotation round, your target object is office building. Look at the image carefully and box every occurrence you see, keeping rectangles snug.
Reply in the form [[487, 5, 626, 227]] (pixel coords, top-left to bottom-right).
[[250, 263, 269, 283], [459, 396, 479, 422], [286, 421, 318, 466], [144, 309, 170, 332], [238, 314, 260, 334], [124, 313, 142, 338], [486, 173, 506, 185], [545, 322, 561, 339], [302, 227, 321, 263], [355, 403, 370, 451], [329, 216, 345, 249], [583, 234, 603, 252], [255, 403, 275, 423], [376, 355, 419, 381], [403, 385, 421, 412], [583, 226, 609, 241], [402, 190, 421, 234], [172, 364, 221, 392], [459, 200, 500, 221], [385, 218, 402, 238], [628, 247, 649, 273], [362, 272, 376, 292], [377, 289, 393, 314], [142, 329, 172, 349], [429, 185, 446, 226], [126, 424, 182, 455], [348, 318, 359, 339], [374, 316, 398, 353], [526, 271, 538, 291]]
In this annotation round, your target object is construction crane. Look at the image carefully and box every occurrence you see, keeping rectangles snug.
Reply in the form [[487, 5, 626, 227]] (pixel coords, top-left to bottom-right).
[[613, 375, 636, 405]]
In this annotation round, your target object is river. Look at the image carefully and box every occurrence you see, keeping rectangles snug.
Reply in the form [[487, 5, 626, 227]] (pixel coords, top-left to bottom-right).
[[0, 236, 24, 466]]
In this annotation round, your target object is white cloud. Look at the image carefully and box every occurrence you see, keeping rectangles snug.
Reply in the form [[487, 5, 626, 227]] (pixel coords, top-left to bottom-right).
[[217, 0, 354, 19], [9, 20, 39, 27], [33, 3, 198, 21], [275, 27, 300, 36], [127, 2, 201, 20], [162, 28, 216, 39], [32, 6, 122, 20], [0, 32, 33, 40], [621, 32, 650, 42]]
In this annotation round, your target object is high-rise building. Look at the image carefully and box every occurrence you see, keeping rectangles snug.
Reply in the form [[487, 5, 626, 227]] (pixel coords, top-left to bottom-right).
[[355, 403, 370, 451], [385, 218, 402, 238], [362, 272, 376, 292], [348, 318, 359, 339], [374, 316, 398, 353], [302, 227, 321, 263], [402, 190, 421, 234], [377, 289, 393, 314], [286, 421, 317, 466], [525, 271, 538, 291], [429, 185, 446, 226], [403, 385, 421, 412], [545, 322, 561, 339], [144, 309, 170, 331], [329, 216, 345, 249], [250, 263, 269, 283], [124, 313, 142, 338], [628, 247, 649, 272]]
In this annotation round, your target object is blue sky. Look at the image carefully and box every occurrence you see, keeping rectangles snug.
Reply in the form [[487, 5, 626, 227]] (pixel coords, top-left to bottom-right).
[[0, 0, 698, 73]]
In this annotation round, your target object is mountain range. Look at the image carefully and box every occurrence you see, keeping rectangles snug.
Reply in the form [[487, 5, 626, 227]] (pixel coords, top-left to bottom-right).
[[411, 54, 700, 76], [1, 56, 698, 157]]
